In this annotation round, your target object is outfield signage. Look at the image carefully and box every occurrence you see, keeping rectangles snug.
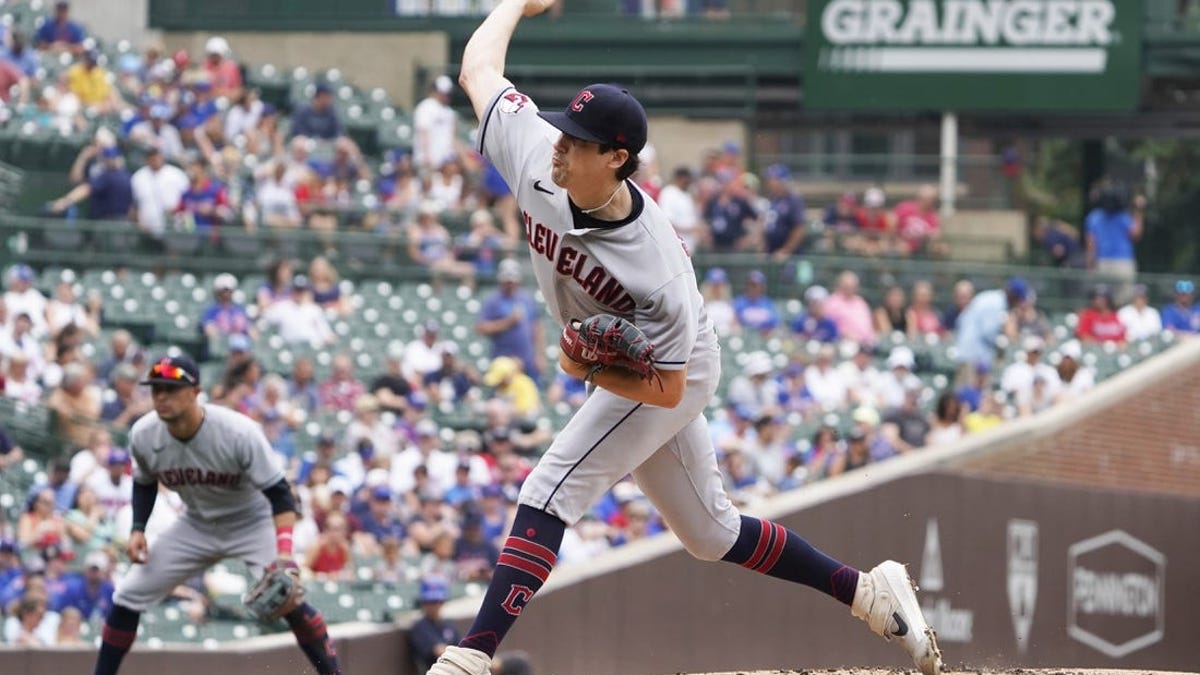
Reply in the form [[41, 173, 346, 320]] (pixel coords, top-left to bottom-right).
[[805, 0, 1143, 111]]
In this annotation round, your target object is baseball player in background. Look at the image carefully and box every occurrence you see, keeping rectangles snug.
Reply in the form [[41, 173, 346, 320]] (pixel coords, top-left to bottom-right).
[[429, 1, 944, 674], [92, 355, 341, 675]]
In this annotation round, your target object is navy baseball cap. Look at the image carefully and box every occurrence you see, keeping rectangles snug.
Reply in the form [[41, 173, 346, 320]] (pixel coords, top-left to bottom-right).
[[1006, 277, 1029, 301], [418, 577, 450, 603], [141, 355, 200, 387], [538, 84, 647, 154]]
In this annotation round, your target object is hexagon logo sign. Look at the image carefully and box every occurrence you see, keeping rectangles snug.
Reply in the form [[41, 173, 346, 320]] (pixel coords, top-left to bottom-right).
[[1067, 530, 1166, 658]]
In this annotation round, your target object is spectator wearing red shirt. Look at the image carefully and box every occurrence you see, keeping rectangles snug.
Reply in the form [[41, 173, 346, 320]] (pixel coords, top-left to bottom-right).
[[202, 37, 242, 99], [318, 353, 367, 412], [893, 184, 948, 256], [1076, 285, 1126, 345]]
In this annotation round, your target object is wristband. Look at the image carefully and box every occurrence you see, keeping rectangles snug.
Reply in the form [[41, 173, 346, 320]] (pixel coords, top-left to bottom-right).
[[131, 522, 147, 533], [275, 525, 294, 557]]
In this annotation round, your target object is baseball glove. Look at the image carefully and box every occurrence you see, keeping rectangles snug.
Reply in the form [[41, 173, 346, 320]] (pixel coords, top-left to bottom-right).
[[560, 314, 660, 385], [244, 561, 305, 622]]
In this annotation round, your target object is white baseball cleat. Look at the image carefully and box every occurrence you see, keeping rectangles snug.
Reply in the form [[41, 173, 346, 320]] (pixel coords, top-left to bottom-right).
[[852, 560, 944, 675], [426, 645, 493, 675]]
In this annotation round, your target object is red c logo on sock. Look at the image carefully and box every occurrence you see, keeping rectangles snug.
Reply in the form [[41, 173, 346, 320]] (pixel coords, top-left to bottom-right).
[[501, 584, 534, 616]]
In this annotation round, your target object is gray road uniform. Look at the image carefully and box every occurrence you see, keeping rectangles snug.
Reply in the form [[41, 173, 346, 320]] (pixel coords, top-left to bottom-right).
[[480, 85, 742, 560], [112, 404, 284, 611]]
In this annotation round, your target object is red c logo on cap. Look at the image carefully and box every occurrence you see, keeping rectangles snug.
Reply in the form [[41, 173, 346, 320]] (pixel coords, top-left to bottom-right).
[[570, 90, 594, 112]]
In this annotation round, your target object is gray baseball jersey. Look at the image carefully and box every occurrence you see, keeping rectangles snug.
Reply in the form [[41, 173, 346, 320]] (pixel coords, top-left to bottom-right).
[[113, 404, 283, 612], [478, 85, 740, 554]]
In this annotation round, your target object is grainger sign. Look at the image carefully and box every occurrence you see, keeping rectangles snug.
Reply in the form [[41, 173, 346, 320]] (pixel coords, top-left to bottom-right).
[[804, 0, 1143, 111]]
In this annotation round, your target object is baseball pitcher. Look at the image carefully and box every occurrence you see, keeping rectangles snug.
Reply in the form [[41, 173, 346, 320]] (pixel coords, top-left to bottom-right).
[[428, 1, 944, 674], [92, 355, 341, 675]]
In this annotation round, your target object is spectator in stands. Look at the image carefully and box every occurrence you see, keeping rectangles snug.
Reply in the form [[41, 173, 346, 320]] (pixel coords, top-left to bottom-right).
[[875, 346, 918, 410], [824, 270, 875, 345], [761, 164, 807, 261], [425, 343, 477, 406], [413, 76, 459, 175], [46, 362, 101, 449], [129, 105, 184, 162], [2, 351, 40, 405], [3, 265, 46, 337], [906, 280, 943, 338], [368, 343, 412, 415], [0, 55, 28, 105], [854, 187, 892, 255], [873, 285, 908, 336], [127, 145, 189, 243], [733, 270, 779, 333], [7, 595, 51, 645], [454, 511, 499, 582], [99, 363, 151, 429], [308, 256, 350, 315], [45, 276, 98, 341], [198, 275, 251, 346], [837, 342, 882, 410], [804, 344, 848, 413], [1076, 285, 1126, 345], [954, 362, 991, 413], [428, 158, 466, 212], [409, 577, 461, 673], [700, 267, 737, 337], [726, 351, 778, 420], [1001, 336, 1062, 417], [48, 146, 134, 221], [319, 353, 366, 413], [262, 275, 336, 348], [202, 36, 242, 99], [822, 191, 859, 235], [64, 486, 114, 559], [225, 88, 263, 143], [408, 201, 476, 287], [305, 511, 353, 580], [1116, 284, 1162, 342], [290, 82, 343, 141], [34, 2, 86, 55], [3, 32, 40, 78], [457, 209, 511, 277], [1032, 217, 1085, 268], [0, 419, 24, 473], [176, 156, 233, 233], [827, 427, 871, 477], [954, 278, 1026, 371], [256, 258, 294, 314], [17, 487, 66, 551], [87, 448, 131, 519], [482, 356, 540, 418], [1161, 279, 1200, 334], [1012, 289, 1051, 342], [254, 160, 303, 229], [282, 354, 319, 414], [1055, 339, 1095, 402], [658, 167, 700, 252], [703, 177, 758, 252], [1085, 179, 1144, 299], [893, 184, 947, 256], [926, 392, 964, 447], [802, 426, 842, 483], [67, 49, 122, 115], [790, 284, 838, 343], [55, 606, 84, 646], [477, 258, 543, 381], [881, 381, 930, 452], [345, 394, 397, 461], [942, 279, 975, 332], [54, 550, 113, 622]]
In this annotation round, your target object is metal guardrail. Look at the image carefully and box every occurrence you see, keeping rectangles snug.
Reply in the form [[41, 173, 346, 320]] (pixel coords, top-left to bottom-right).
[[0, 160, 24, 212]]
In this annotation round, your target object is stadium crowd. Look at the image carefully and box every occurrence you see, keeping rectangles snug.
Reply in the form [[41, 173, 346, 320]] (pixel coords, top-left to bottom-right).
[[2, 7, 1200, 649]]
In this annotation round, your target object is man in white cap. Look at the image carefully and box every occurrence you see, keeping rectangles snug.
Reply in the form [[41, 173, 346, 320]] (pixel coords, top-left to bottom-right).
[[875, 346, 918, 409], [201, 273, 254, 342], [1055, 340, 1095, 402], [1000, 335, 1062, 416], [804, 344, 847, 412], [726, 351, 779, 419], [790, 284, 838, 343], [414, 74, 459, 174]]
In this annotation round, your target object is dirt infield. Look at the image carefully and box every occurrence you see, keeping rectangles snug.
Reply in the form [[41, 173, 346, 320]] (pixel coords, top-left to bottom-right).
[[684, 671, 1199, 675]]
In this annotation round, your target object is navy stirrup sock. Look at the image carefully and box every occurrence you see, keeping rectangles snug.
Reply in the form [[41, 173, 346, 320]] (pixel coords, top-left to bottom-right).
[[459, 504, 565, 656], [721, 514, 860, 605], [94, 604, 141, 675]]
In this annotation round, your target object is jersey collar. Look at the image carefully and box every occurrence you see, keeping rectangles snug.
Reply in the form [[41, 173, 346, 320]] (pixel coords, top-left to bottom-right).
[[566, 180, 643, 233]]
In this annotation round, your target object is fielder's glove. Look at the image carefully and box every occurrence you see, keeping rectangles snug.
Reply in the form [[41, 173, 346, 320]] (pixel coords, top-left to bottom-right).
[[560, 314, 660, 386], [244, 560, 305, 622]]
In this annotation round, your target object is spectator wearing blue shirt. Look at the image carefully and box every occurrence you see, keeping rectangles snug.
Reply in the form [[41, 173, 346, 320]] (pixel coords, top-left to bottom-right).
[[177, 157, 233, 233], [733, 270, 779, 333], [0, 420, 24, 474], [3, 32, 40, 77], [443, 464, 479, 507], [290, 83, 344, 140], [955, 277, 1027, 369], [704, 179, 758, 252], [27, 458, 77, 513], [762, 164, 808, 260], [359, 486, 408, 543], [476, 259, 544, 381], [790, 284, 839, 343], [201, 273, 254, 340], [48, 147, 134, 221], [0, 539, 20, 589], [52, 550, 114, 620], [423, 343, 476, 405], [1085, 181, 1144, 298], [34, 2, 86, 55], [1161, 279, 1200, 334], [1033, 217, 1085, 268]]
